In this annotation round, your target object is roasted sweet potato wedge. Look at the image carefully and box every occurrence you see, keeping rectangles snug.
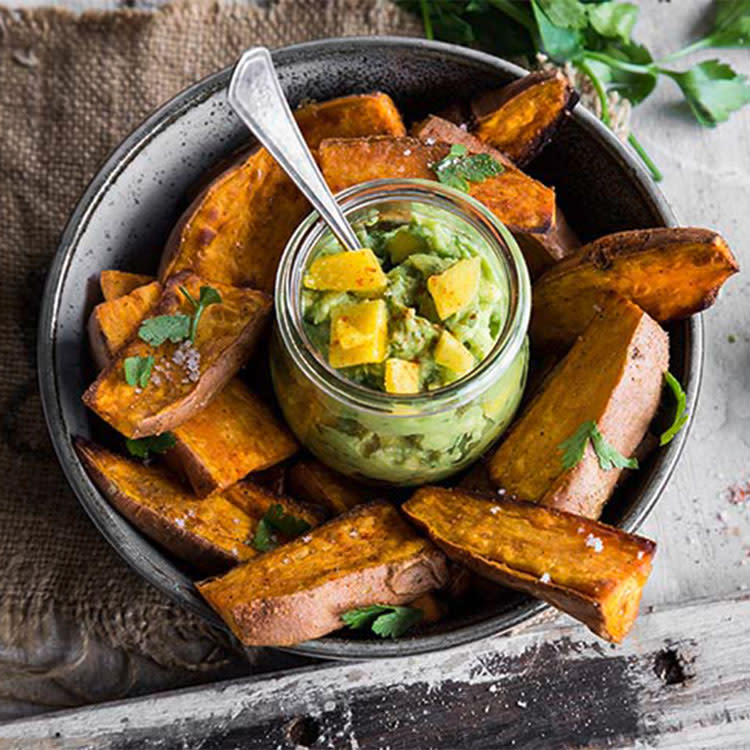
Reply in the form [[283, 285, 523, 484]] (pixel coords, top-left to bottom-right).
[[197, 501, 449, 646], [319, 136, 555, 234], [403, 487, 655, 643], [472, 71, 577, 165], [531, 227, 739, 353], [489, 296, 669, 519], [76, 439, 321, 574], [83, 272, 272, 438], [100, 270, 155, 301], [87, 280, 162, 369], [287, 459, 372, 514], [412, 116, 575, 274], [75, 438, 256, 573], [167, 378, 298, 497], [159, 93, 406, 292]]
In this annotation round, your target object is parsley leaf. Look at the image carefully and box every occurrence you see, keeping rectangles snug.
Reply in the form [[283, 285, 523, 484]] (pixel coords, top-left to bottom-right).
[[125, 432, 176, 459], [432, 144, 504, 192], [251, 504, 311, 552], [123, 355, 154, 388], [659, 371, 688, 446], [341, 604, 423, 638], [559, 420, 594, 470], [531, 0, 583, 61], [180, 285, 223, 342], [138, 314, 191, 347], [706, 0, 750, 48], [587, 2, 638, 45], [663, 60, 750, 128], [559, 420, 638, 471], [538, 0, 589, 30]]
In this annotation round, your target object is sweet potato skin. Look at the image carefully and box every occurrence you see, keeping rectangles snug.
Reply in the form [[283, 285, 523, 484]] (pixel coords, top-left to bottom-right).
[[531, 227, 739, 353], [100, 270, 155, 301], [168, 379, 298, 497], [472, 71, 578, 165], [159, 93, 406, 292], [490, 296, 669, 519], [403, 487, 655, 643], [197, 501, 449, 646], [87, 280, 162, 369], [320, 135, 554, 234], [83, 271, 272, 438], [287, 459, 372, 514], [75, 438, 257, 573]]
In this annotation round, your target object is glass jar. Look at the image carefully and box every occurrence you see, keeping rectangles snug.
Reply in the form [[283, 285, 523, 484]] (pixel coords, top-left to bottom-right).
[[271, 179, 530, 486]]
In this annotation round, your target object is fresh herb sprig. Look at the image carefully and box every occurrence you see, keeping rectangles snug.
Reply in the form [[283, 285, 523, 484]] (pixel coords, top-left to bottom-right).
[[341, 604, 424, 638], [432, 143, 504, 191], [180, 285, 223, 343], [402, 0, 750, 181], [659, 371, 689, 446], [123, 355, 154, 388], [560, 420, 638, 471], [138, 314, 192, 347], [125, 432, 177, 459], [251, 504, 311, 552]]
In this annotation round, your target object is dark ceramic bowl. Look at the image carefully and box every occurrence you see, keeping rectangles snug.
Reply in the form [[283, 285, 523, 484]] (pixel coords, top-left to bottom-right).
[[38, 37, 701, 660]]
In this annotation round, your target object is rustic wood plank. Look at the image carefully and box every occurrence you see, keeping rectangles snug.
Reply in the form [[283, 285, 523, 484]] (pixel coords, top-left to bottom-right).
[[2, 592, 749, 749]]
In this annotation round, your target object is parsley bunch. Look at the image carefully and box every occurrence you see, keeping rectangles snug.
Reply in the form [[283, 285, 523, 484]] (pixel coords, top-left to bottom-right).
[[400, 0, 750, 180]]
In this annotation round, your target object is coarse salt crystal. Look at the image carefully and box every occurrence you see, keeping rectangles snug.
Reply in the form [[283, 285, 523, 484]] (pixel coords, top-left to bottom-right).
[[425, 137, 436, 145], [349, 529, 359, 538], [540, 572, 551, 584], [489, 506, 500, 515], [585, 533, 603, 553], [301, 535, 312, 543], [637, 550, 644, 560], [577, 526, 585, 534], [403, 148, 412, 156], [517, 700, 527, 709], [175, 518, 185, 528]]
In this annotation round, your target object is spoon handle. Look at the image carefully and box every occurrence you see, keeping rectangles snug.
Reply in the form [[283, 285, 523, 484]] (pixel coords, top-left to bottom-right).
[[228, 47, 360, 252]]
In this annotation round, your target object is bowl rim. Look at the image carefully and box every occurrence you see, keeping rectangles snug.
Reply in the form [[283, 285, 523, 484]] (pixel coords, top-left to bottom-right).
[[38, 35, 703, 661]]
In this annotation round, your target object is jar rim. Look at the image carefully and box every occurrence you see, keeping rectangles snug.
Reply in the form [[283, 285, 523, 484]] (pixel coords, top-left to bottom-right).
[[274, 178, 531, 415]]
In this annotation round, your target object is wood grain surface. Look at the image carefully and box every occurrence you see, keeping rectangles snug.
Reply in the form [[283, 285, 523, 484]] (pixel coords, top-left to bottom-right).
[[3, 592, 749, 749]]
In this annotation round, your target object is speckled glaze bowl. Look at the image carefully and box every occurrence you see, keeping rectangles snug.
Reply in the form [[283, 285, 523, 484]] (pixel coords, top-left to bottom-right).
[[38, 38, 701, 660]]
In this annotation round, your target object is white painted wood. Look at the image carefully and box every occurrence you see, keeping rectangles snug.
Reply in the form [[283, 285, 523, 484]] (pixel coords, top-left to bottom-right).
[[3, 592, 749, 749]]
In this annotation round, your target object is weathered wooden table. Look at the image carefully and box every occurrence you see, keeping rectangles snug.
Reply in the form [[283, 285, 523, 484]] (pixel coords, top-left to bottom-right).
[[2, 1, 749, 747]]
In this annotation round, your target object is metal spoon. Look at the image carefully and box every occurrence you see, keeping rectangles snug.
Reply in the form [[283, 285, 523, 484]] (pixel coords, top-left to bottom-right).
[[228, 47, 360, 252]]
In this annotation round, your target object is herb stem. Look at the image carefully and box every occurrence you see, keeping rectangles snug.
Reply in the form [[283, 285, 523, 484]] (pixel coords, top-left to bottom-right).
[[486, 0, 537, 33], [419, 0, 434, 41], [628, 132, 663, 182], [583, 51, 653, 77], [656, 38, 712, 64], [576, 59, 611, 126]]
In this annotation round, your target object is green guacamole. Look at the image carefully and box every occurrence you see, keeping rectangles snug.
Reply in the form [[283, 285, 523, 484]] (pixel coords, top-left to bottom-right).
[[301, 207, 509, 392]]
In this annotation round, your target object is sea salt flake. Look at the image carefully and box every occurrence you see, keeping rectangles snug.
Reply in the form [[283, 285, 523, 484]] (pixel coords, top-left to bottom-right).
[[301, 535, 312, 543], [489, 506, 500, 515], [585, 533, 604, 553], [517, 700, 527, 709], [175, 518, 185, 528], [540, 572, 551, 584]]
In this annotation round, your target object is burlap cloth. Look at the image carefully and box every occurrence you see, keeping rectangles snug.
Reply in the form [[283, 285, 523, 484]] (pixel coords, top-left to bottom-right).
[[0, 0, 420, 719]]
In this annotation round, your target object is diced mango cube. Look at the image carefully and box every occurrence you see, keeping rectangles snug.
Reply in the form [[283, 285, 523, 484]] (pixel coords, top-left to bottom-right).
[[427, 257, 481, 320], [385, 359, 421, 394], [304, 248, 387, 293], [334, 317, 370, 350], [329, 299, 389, 367], [434, 330, 475, 377]]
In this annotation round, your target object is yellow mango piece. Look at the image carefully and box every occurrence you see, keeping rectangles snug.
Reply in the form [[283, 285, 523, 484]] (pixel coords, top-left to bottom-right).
[[334, 317, 370, 350], [385, 359, 421, 394], [329, 299, 389, 367], [427, 257, 481, 320], [304, 248, 387, 293], [434, 330, 475, 377]]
